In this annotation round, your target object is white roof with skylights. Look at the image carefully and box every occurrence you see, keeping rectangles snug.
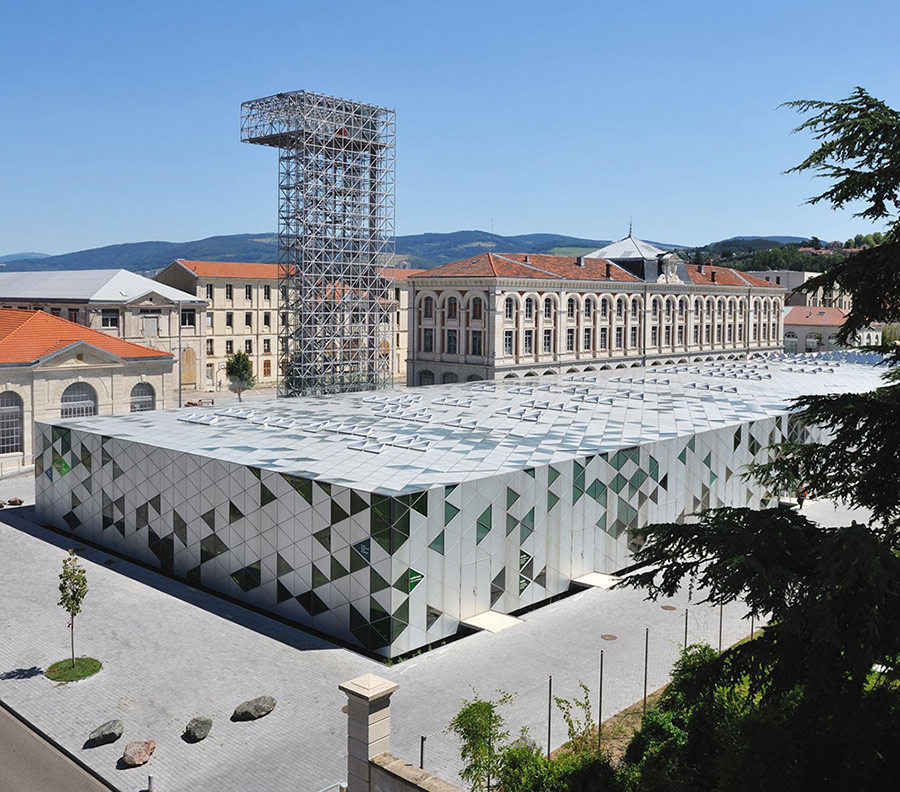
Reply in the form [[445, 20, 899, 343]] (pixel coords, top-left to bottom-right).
[[47, 352, 885, 495]]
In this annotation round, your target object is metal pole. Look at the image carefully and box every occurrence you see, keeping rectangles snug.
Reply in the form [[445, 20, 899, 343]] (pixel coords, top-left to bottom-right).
[[547, 675, 552, 759], [718, 604, 723, 652], [177, 301, 183, 408], [147, 775, 155, 792], [598, 650, 604, 751], [750, 614, 755, 638], [684, 608, 688, 647], [419, 735, 425, 769], [642, 627, 649, 716]]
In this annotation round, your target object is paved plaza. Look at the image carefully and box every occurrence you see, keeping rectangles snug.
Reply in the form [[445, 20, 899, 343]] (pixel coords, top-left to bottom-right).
[[1, 469, 866, 792]]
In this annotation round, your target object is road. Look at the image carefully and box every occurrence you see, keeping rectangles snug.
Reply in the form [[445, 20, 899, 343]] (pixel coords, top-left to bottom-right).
[[0, 705, 112, 792]]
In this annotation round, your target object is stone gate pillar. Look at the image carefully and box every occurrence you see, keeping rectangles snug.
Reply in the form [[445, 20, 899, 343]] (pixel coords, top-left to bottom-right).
[[339, 673, 399, 792]]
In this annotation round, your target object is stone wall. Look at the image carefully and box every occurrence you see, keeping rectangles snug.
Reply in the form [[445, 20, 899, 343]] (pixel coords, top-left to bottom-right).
[[370, 754, 463, 792]]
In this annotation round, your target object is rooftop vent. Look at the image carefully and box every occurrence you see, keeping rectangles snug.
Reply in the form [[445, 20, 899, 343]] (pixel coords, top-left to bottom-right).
[[523, 255, 530, 263], [576, 256, 585, 267], [710, 271, 717, 284]]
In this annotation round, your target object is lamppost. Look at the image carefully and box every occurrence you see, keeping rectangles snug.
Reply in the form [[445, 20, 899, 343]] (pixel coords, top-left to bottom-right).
[[216, 362, 226, 392]]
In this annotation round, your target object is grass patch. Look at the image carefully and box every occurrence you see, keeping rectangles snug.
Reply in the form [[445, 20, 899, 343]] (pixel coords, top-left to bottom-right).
[[45, 657, 102, 682]]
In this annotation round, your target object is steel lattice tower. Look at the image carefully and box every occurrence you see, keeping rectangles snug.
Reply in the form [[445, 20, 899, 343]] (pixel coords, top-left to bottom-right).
[[241, 90, 396, 396]]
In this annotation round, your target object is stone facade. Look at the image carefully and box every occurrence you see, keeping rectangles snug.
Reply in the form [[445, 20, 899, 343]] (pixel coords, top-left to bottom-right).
[[408, 264, 784, 386], [746, 270, 852, 311], [0, 270, 204, 391], [0, 348, 171, 474], [155, 261, 424, 389]]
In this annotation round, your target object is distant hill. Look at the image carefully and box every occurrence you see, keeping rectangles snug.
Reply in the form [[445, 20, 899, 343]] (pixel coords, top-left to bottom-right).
[[727, 236, 808, 245], [0, 252, 50, 263], [683, 236, 810, 257], [0, 234, 280, 275], [0, 231, 628, 273], [0, 231, 805, 274], [393, 231, 617, 268]]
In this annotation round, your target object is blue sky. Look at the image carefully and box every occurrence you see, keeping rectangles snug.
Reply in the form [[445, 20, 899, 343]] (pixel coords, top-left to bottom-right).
[[2, 0, 898, 255]]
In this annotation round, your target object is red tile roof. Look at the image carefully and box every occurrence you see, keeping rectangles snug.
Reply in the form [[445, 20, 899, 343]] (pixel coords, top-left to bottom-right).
[[783, 306, 849, 327], [175, 260, 423, 283], [685, 265, 777, 288], [409, 253, 642, 282], [176, 259, 283, 279], [379, 267, 428, 281], [0, 309, 173, 365]]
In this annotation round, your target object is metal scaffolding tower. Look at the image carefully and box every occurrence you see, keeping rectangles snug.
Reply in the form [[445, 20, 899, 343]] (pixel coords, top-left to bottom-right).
[[241, 90, 396, 396]]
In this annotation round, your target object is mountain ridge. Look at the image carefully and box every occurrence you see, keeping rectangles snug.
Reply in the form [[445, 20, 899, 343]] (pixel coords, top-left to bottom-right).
[[0, 231, 806, 274]]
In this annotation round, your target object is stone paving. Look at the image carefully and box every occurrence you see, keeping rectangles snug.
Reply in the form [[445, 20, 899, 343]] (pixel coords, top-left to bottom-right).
[[0, 468, 810, 792]]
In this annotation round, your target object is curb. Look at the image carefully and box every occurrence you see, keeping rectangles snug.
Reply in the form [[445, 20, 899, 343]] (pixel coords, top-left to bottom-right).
[[0, 696, 121, 792], [0, 465, 33, 482]]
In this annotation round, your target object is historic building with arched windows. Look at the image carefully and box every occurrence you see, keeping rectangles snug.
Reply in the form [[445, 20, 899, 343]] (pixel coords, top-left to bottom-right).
[[0, 309, 172, 474], [406, 235, 785, 386]]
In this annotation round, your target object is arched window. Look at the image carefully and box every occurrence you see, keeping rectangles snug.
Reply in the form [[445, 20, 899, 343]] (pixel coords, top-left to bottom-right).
[[130, 382, 155, 412], [584, 299, 593, 319], [567, 298, 576, 319], [600, 299, 609, 318], [471, 297, 483, 321], [616, 298, 624, 318], [0, 392, 23, 454], [631, 298, 640, 315], [422, 296, 434, 319], [442, 372, 459, 384], [524, 298, 534, 320], [418, 371, 435, 386], [447, 297, 458, 320], [60, 382, 97, 419], [504, 297, 515, 320], [651, 300, 659, 319], [543, 298, 553, 319], [665, 298, 673, 318], [466, 374, 483, 382]]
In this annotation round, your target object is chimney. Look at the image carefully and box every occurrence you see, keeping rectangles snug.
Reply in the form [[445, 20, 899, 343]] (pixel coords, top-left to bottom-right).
[[710, 271, 716, 284], [698, 263, 705, 275], [523, 255, 530, 263], [605, 261, 611, 278], [576, 256, 585, 267]]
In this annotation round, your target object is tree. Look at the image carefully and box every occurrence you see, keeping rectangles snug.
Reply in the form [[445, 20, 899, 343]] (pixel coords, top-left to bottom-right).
[[449, 691, 511, 792], [57, 549, 88, 669], [617, 89, 900, 788], [782, 87, 900, 342], [225, 350, 256, 402]]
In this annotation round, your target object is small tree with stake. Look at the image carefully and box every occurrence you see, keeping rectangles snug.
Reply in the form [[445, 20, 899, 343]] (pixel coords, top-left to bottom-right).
[[58, 550, 88, 669], [225, 350, 256, 403]]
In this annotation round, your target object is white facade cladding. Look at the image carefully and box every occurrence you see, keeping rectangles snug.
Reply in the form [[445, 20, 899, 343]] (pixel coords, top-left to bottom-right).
[[35, 352, 882, 657]]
